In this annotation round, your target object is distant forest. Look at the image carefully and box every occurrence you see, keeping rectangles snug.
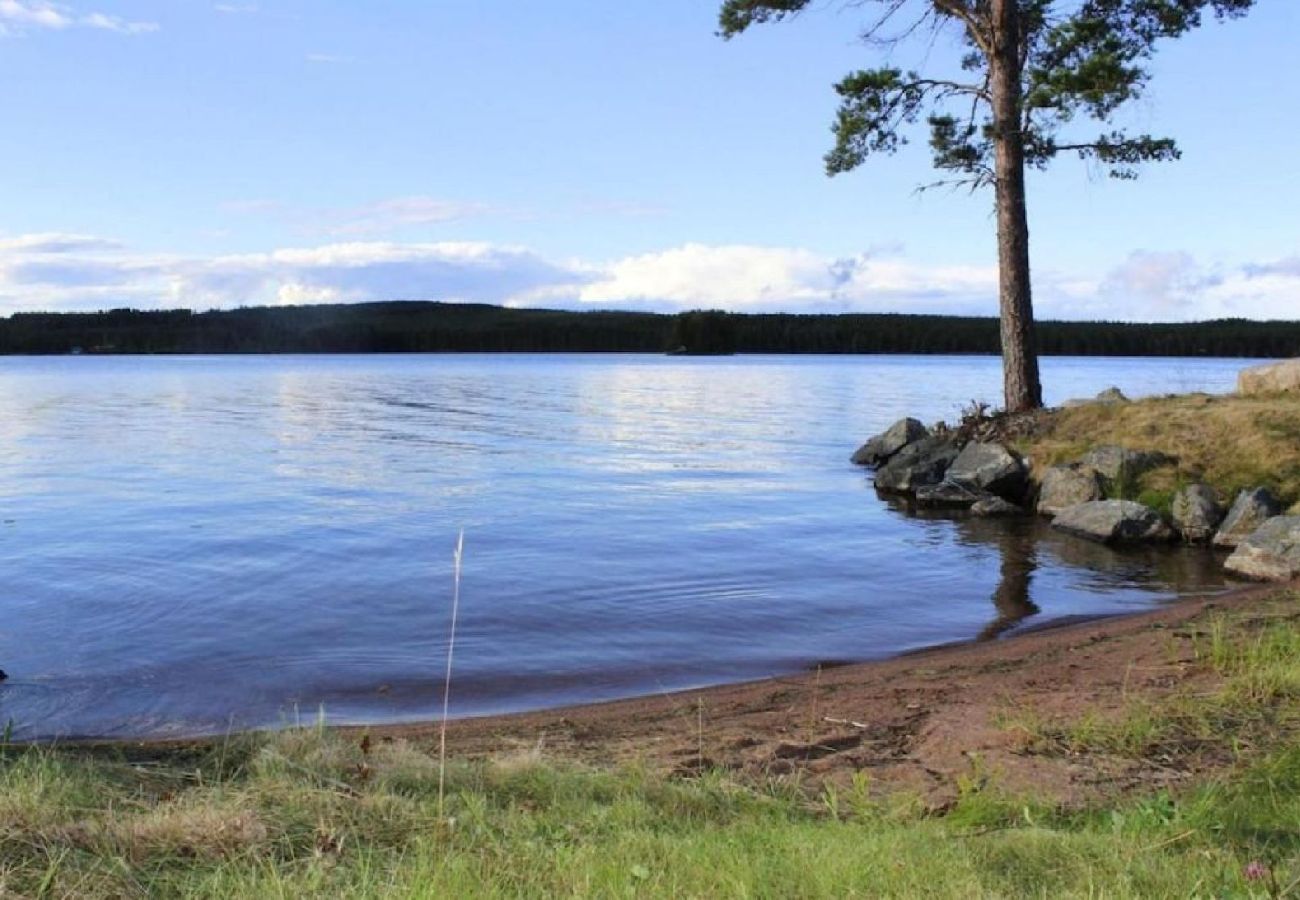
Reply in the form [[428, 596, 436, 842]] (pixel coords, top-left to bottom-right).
[[1, 301, 1298, 358]]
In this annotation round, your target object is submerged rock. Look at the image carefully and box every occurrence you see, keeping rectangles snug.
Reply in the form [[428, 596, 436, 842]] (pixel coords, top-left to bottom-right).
[[1079, 445, 1174, 490], [946, 441, 1029, 501], [1171, 484, 1224, 543], [1213, 487, 1282, 548], [1036, 464, 1105, 516], [971, 496, 1023, 517], [1224, 517, 1300, 581], [914, 480, 984, 509], [874, 436, 960, 494], [1052, 500, 1174, 545], [851, 417, 928, 466], [1238, 359, 1300, 395]]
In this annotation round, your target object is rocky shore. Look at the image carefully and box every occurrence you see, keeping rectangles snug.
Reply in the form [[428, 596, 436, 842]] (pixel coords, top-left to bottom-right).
[[852, 359, 1300, 583]]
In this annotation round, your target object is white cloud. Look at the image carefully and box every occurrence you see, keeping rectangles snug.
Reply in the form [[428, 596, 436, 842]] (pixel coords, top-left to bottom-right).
[[319, 197, 492, 237], [0, 0, 157, 35], [577, 243, 997, 314], [0, 232, 1295, 322], [214, 2, 257, 13], [221, 195, 492, 237], [0, 233, 122, 254], [1056, 250, 1300, 322]]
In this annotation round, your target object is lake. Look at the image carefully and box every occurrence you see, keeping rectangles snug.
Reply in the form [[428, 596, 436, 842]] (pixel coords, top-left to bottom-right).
[[0, 353, 1251, 739]]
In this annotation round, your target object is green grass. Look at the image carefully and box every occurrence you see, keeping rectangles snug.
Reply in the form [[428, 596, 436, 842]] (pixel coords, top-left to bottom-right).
[[1019, 392, 1300, 507], [0, 727, 1298, 897]]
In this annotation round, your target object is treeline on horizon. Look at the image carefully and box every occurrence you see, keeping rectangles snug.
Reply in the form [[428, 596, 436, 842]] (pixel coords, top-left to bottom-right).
[[1, 301, 1297, 358]]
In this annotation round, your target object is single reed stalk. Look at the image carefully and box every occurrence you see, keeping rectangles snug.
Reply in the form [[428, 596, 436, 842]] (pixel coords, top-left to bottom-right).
[[696, 699, 704, 772], [438, 529, 465, 822], [810, 664, 822, 735]]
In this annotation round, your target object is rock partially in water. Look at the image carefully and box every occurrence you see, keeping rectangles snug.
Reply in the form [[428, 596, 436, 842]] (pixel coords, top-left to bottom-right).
[[971, 495, 1023, 517], [1036, 464, 1105, 516], [1079, 445, 1174, 490], [874, 436, 960, 494], [1238, 359, 1300, 395], [1213, 487, 1282, 548], [1052, 500, 1174, 545], [1224, 516, 1300, 581], [947, 441, 1028, 501], [0, 668, 6, 682], [851, 417, 929, 466], [914, 480, 984, 509], [1171, 483, 1224, 543]]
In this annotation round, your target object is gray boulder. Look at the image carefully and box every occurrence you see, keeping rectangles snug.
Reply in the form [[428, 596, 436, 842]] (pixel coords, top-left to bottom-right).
[[1224, 517, 1300, 581], [971, 496, 1023, 517], [914, 480, 984, 509], [1213, 488, 1282, 548], [1171, 484, 1224, 543], [851, 417, 928, 466], [1062, 386, 1130, 408], [1052, 500, 1174, 545], [946, 442, 1029, 501], [1238, 359, 1300, 395], [1079, 445, 1174, 490], [874, 436, 960, 494], [1036, 464, 1105, 516]]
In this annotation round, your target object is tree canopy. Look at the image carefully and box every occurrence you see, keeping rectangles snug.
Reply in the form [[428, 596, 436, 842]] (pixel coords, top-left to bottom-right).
[[721, 0, 1254, 187]]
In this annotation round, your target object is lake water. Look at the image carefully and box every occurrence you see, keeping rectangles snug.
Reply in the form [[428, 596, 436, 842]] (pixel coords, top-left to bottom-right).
[[0, 353, 1252, 739]]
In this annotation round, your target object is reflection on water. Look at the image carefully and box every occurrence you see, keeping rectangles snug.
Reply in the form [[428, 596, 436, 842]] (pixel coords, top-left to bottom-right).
[[977, 521, 1041, 641], [0, 353, 1251, 739]]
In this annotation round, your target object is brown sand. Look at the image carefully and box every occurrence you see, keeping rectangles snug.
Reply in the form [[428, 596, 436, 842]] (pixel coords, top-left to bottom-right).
[[369, 580, 1295, 808]]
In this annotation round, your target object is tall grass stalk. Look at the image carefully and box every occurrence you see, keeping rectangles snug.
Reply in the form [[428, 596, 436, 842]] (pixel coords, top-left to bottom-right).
[[438, 528, 465, 821]]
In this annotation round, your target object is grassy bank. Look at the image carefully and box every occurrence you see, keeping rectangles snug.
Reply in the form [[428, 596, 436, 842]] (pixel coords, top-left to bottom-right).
[[4, 592, 1300, 898], [1018, 391, 1300, 511]]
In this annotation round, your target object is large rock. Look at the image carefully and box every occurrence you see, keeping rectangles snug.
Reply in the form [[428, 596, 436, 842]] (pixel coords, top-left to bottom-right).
[[874, 436, 960, 494], [1171, 483, 1224, 543], [1238, 359, 1300, 395], [1051, 500, 1174, 545], [946, 442, 1029, 501], [1213, 488, 1282, 548], [1079, 446, 1174, 490], [1224, 517, 1300, 581], [851, 418, 928, 466], [1036, 464, 1105, 516]]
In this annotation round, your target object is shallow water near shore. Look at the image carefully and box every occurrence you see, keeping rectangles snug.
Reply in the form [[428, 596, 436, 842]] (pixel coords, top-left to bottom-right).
[[0, 353, 1253, 739]]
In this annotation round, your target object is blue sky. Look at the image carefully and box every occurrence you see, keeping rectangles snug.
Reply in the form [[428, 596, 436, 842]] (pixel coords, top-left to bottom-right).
[[0, 0, 1296, 321]]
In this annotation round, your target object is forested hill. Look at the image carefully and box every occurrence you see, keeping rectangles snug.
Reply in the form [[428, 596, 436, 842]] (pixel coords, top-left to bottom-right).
[[1, 301, 1298, 357]]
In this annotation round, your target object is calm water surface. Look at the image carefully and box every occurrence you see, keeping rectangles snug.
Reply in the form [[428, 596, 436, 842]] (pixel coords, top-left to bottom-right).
[[0, 354, 1252, 738]]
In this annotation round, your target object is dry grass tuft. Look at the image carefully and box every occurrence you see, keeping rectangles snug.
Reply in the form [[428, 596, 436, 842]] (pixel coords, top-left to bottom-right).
[[1018, 392, 1300, 506], [109, 802, 270, 862]]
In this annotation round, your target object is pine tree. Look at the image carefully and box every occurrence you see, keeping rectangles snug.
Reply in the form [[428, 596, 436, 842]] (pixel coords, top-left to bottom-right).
[[719, 0, 1254, 411]]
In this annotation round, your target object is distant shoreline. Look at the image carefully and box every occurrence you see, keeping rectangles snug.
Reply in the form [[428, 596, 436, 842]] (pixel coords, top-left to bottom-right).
[[2, 300, 1297, 357]]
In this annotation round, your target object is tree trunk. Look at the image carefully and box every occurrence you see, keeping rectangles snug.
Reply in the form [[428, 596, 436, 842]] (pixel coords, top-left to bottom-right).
[[988, 0, 1042, 412]]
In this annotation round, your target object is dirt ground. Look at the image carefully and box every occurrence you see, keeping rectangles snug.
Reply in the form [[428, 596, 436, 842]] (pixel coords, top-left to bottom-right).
[[366, 581, 1296, 810]]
